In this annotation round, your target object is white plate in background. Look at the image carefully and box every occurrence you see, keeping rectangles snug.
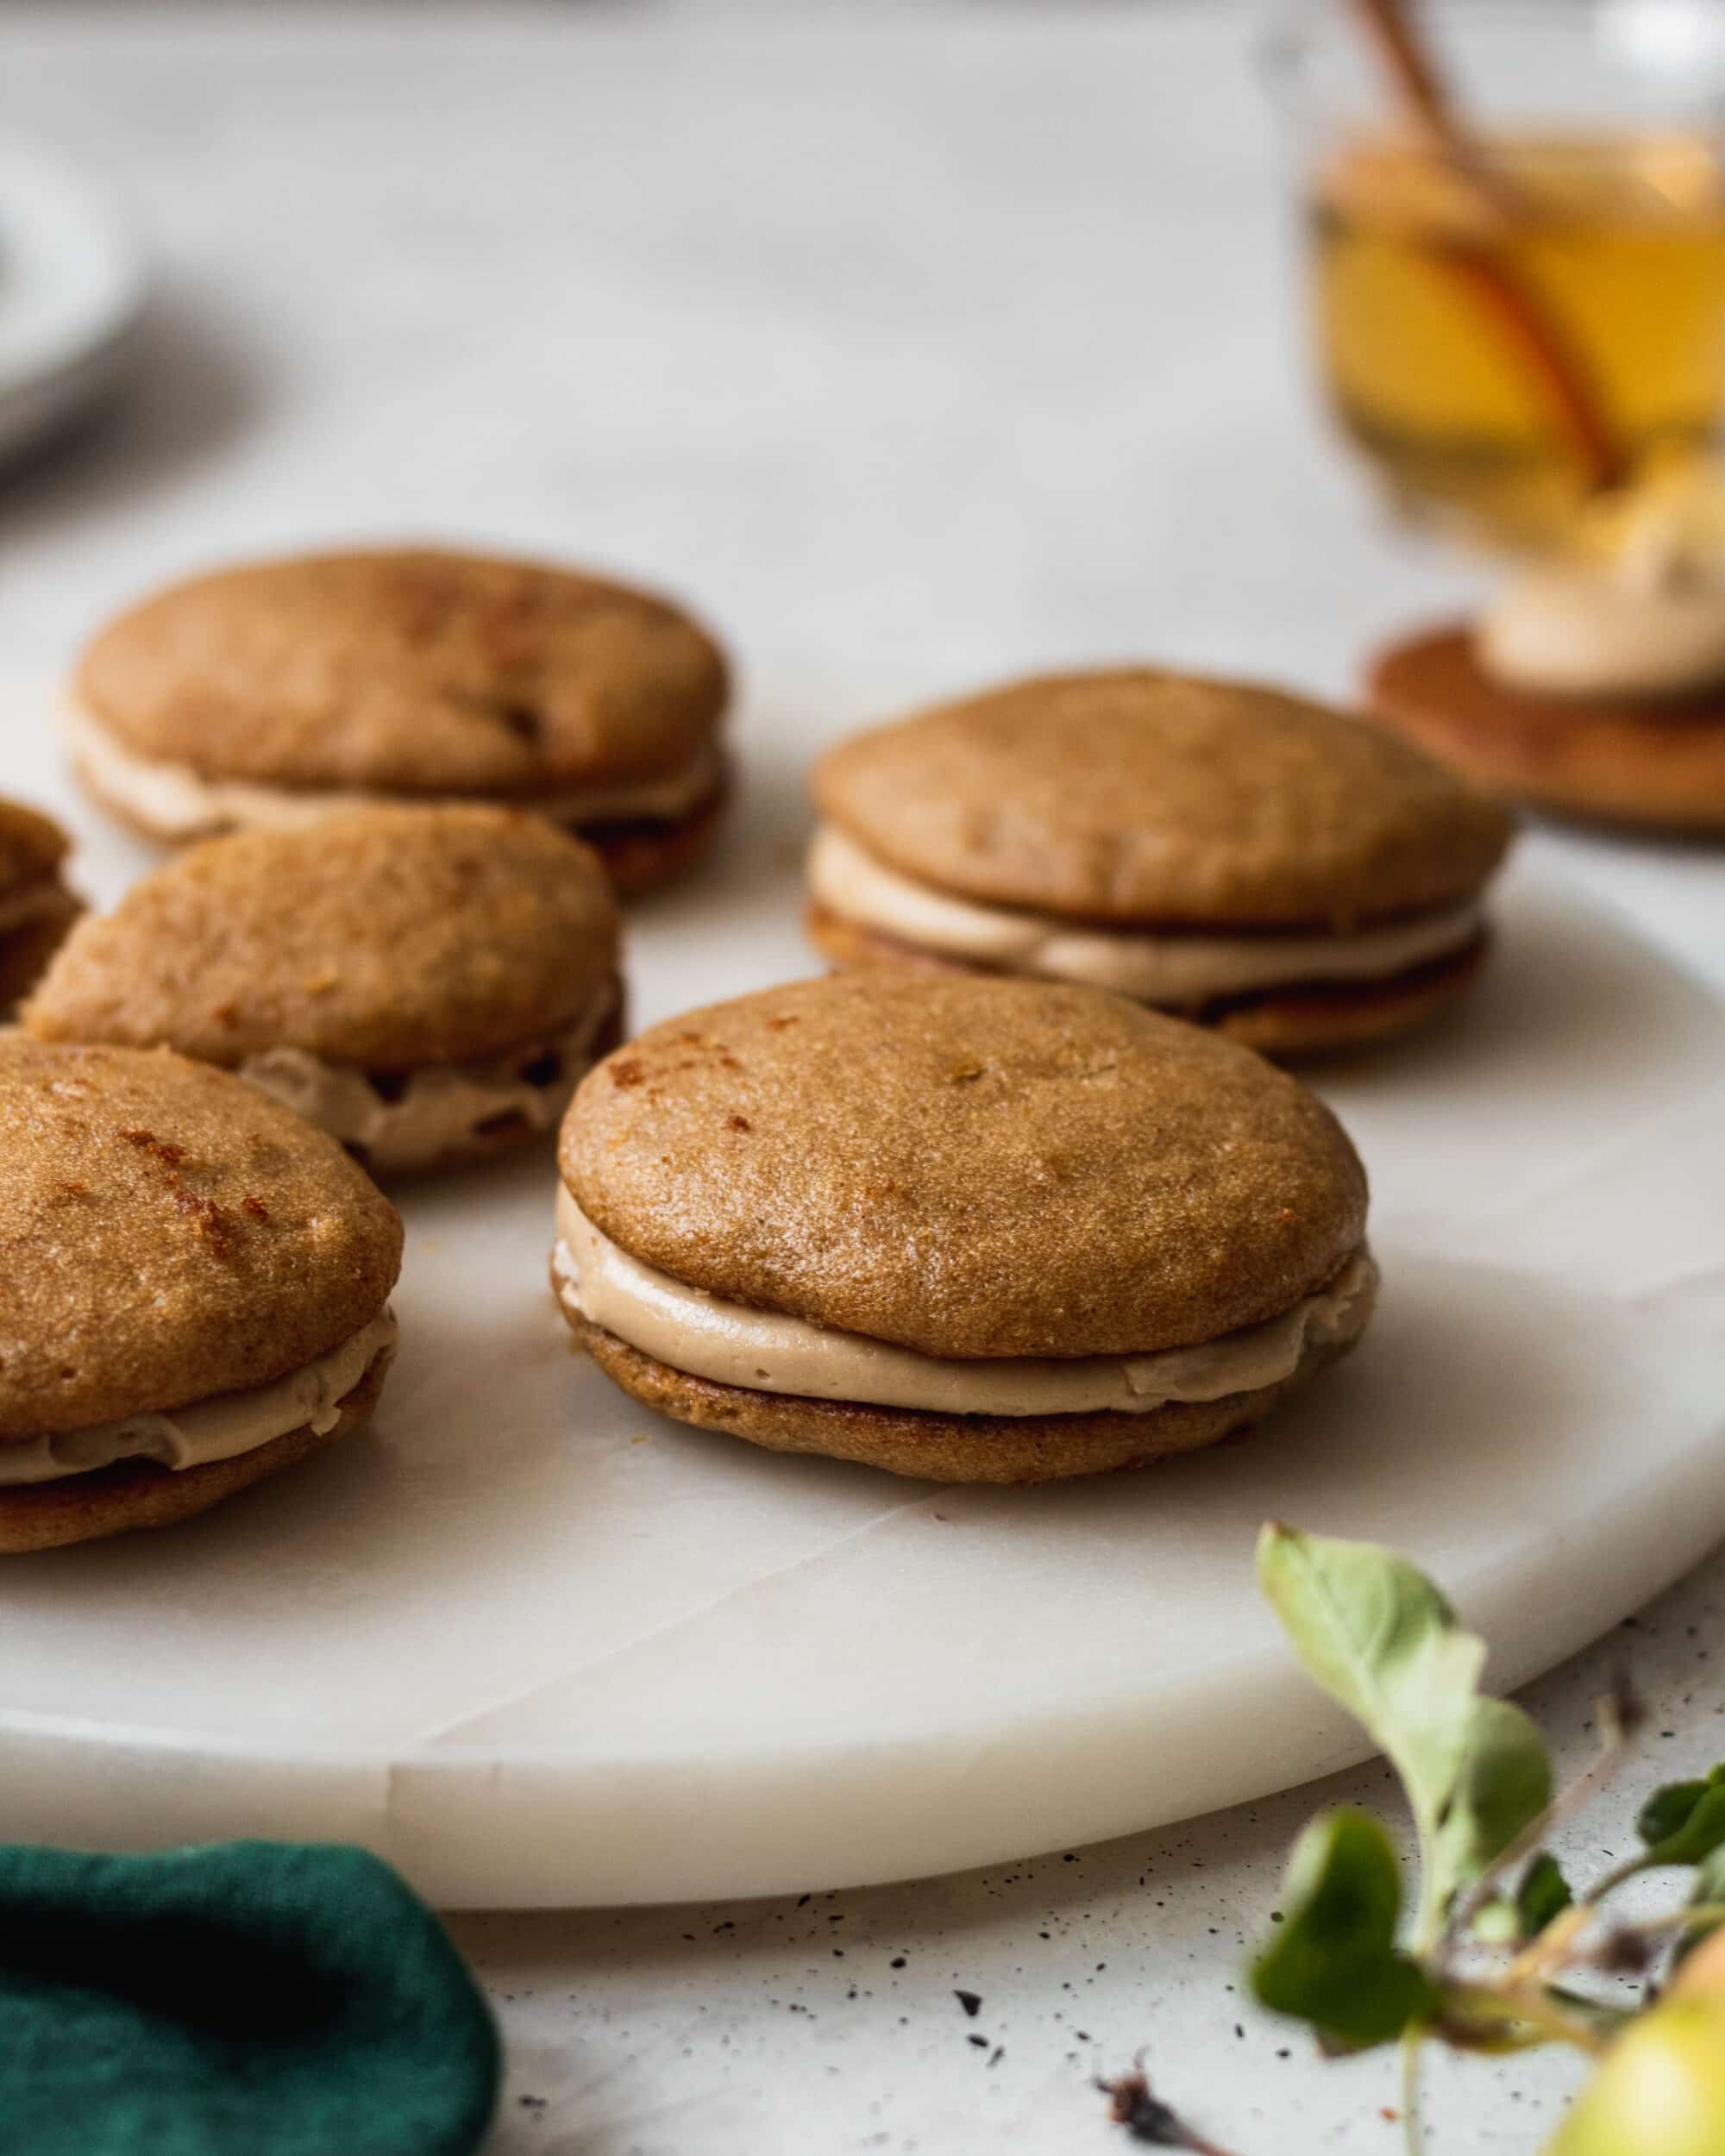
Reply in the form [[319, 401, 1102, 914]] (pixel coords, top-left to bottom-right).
[[0, 133, 146, 467]]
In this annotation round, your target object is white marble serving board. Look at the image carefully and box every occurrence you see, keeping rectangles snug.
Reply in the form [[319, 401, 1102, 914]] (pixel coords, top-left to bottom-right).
[[0, 673, 1722, 1909]]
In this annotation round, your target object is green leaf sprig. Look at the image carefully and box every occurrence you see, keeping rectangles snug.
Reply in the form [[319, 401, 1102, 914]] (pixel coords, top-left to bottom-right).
[[1246, 1526, 1725, 2153]]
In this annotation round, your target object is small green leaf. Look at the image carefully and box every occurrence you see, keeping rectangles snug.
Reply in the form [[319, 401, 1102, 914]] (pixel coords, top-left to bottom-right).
[[1432, 1696, 1552, 1916], [1639, 1780, 1709, 1846], [1251, 1809, 1436, 2051], [1673, 1852, 1725, 1967], [1640, 1781, 1725, 1868], [1256, 1526, 1480, 1815], [1255, 1526, 1552, 1934], [1515, 1852, 1572, 1939], [1695, 1845, 1725, 1905]]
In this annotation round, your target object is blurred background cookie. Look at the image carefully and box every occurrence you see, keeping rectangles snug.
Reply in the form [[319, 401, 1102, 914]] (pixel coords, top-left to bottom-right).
[[1368, 567, 1725, 833], [806, 668, 1515, 1056], [23, 805, 624, 1176], [0, 799, 80, 1013], [66, 548, 731, 896], [0, 1038, 401, 1553], [554, 972, 1375, 1485]]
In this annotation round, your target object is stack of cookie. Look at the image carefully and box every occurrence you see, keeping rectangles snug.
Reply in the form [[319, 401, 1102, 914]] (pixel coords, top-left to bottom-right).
[[5, 542, 1530, 1545], [548, 661, 1515, 1482], [2, 543, 729, 1545]]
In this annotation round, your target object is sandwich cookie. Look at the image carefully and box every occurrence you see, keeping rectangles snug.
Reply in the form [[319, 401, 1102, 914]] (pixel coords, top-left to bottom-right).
[[0, 1038, 402, 1552], [554, 972, 1376, 1484], [23, 805, 624, 1175], [0, 798, 81, 1012], [806, 670, 1515, 1056], [1368, 560, 1725, 831], [68, 548, 731, 894]]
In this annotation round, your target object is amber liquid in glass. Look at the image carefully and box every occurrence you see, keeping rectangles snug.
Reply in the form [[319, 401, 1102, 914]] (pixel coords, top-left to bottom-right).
[[1312, 131, 1725, 548]]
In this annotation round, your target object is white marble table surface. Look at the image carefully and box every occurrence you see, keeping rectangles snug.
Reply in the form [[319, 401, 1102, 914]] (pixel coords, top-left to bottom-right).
[[0, 7, 1721, 2152]]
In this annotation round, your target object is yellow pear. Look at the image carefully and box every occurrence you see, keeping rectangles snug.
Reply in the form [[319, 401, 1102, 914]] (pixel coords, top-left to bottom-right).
[[1544, 1993, 1725, 2156]]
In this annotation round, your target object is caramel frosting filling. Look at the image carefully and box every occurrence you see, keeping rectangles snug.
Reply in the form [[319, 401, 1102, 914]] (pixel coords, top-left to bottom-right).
[[807, 825, 1482, 1002], [65, 698, 724, 838], [0, 1308, 397, 1487], [1479, 555, 1725, 699], [239, 986, 618, 1172], [555, 1188, 1375, 1417]]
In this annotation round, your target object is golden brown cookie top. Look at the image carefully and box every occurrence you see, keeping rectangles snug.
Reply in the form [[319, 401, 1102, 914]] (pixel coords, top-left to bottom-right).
[[0, 1039, 402, 1439], [561, 972, 1367, 1360], [75, 548, 729, 793], [24, 805, 620, 1069], [0, 799, 72, 895], [813, 668, 1515, 928]]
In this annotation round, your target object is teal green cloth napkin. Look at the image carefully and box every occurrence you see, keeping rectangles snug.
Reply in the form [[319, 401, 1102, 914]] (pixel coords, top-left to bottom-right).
[[0, 1839, 499, 2156]]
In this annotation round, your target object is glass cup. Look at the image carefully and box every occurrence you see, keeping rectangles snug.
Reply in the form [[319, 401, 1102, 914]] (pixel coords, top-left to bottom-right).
[[1262, 0, 1725, 555]]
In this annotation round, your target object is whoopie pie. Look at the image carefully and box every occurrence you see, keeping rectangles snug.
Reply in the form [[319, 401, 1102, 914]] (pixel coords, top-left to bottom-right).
[[0, 1039, 402, 1552], [553, 972, 1376, 1484], [23, 805, 624, 1175], [67, 547, 731, 895], [807, 668, 1515, 1056]]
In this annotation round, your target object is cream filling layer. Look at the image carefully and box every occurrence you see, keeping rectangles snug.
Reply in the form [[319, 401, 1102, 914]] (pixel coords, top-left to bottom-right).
[[239, 987, 617, 1171], [555, 1188, 1375, 1417], [1478, 561, 1725, 698], [65, 699, 723, 838], [808, 826, 1482, 1002], [0, 1308, 398, 1487]]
